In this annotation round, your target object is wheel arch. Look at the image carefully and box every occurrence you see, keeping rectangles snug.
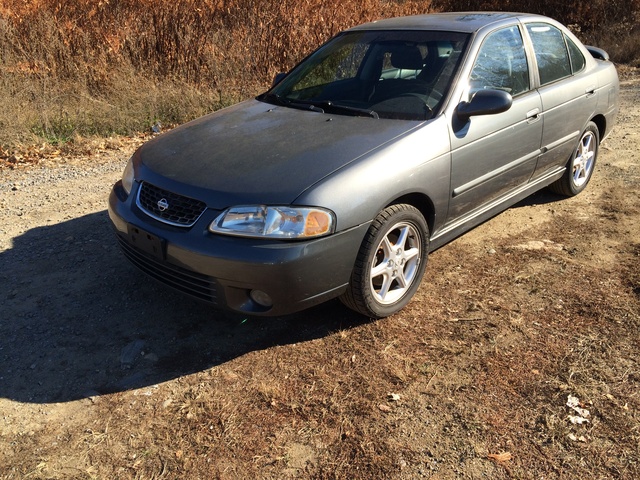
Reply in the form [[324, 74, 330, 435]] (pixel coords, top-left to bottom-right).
[[387, 192, 436, 238], [590, 114, 606, 142]]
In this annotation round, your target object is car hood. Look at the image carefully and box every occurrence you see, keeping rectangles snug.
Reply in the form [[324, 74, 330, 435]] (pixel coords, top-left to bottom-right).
[[137, 99, 422, 208]]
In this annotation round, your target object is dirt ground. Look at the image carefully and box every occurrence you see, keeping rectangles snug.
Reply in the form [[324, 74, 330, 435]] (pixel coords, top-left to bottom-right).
[[1, 77, 638, 479]]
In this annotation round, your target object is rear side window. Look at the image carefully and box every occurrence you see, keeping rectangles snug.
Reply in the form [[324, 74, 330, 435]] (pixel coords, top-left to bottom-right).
[[566, 36, 586, 73], [526, 23, 571, 85]]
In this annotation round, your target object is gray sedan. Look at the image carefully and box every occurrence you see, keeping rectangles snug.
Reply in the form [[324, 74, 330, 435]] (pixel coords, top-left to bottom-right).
[[108, 12, 619, 318]]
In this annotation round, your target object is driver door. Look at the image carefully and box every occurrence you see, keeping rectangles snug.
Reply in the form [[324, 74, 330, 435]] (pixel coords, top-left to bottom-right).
[[447, 25, 543, 223]]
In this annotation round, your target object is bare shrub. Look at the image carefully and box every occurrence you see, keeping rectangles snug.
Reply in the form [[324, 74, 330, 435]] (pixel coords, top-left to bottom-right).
[[0, 0, 433, 144], [0, 0, 638, 146], [430, 0, 640, 33]]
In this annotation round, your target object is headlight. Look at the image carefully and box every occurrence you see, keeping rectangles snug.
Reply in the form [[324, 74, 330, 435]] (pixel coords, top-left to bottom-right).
[[209, 205, 335, 239], [121, 157, 135, 195]]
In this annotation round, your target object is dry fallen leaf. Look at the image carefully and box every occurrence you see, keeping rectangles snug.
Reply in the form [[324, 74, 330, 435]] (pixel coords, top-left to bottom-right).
[[488, 452, 512, 463], [567, 394, 590, 418], [378, 404, 392, 413], [568, 415, 590, 425]]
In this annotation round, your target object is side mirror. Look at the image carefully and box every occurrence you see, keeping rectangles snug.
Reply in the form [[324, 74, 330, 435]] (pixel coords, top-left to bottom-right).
[[455, 89, 513, 123], [272, 72, 287, 87]]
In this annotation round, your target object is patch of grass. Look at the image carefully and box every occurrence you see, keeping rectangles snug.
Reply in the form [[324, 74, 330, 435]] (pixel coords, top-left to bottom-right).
[[31, 114, 76, 146]]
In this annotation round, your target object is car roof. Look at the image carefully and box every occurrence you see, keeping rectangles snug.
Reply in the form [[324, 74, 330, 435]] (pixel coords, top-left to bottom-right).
[[348, 12, 549, 34]]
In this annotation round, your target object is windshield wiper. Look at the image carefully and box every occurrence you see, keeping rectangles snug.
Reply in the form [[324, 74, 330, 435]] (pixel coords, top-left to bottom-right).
[[259, 94, 377, 118], [259, 92, 287, 106], [302, 100, 379, 119], [259, 93, 324, 113]]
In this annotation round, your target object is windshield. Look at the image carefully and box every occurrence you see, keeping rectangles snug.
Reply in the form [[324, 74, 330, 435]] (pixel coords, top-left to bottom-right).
[[260, 30, 469, 121]]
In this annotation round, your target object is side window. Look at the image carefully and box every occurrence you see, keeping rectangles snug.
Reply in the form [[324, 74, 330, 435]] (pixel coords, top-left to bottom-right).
[[566, 35, 586, 73], [526, 23, 571, 85], [469, 26, 530, 97]]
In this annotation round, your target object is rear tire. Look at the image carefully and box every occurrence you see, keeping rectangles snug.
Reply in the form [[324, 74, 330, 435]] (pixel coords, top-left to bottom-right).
[[549, 121, 599, 196], [340, 204, 429, 318]]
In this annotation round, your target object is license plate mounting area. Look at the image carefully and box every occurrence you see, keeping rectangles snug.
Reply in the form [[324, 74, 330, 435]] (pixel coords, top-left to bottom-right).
[[128, 225, 166, 260]]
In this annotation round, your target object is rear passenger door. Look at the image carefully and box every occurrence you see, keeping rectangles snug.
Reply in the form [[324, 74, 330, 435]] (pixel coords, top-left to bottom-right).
[[448, 25, 542, 222], [525, 22, 598, 178]]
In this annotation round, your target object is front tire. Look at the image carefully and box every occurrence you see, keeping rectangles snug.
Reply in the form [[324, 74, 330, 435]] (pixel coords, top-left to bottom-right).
[[340, 204, 429, 318], [549, 121, 599, 196]]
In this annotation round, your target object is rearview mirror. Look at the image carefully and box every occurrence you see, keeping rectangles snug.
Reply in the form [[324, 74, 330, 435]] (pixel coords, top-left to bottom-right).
[[455, 89, 513, 123]]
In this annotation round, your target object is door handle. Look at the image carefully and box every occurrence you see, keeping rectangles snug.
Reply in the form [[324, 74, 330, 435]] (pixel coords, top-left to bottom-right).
[[585, 85, 596, 97], [526, 108, 540, 123]]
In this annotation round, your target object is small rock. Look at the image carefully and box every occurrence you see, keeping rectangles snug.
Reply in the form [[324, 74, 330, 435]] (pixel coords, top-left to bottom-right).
[[82, 390, 101, 404], [120, 339, 146, 369]]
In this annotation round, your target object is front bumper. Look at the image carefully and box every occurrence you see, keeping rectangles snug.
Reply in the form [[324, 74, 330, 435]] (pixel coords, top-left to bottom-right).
[[108, 181, 368, 316]]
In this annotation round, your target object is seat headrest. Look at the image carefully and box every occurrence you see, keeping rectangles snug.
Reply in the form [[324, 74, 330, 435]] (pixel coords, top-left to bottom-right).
[[390, 46, 423, 70]]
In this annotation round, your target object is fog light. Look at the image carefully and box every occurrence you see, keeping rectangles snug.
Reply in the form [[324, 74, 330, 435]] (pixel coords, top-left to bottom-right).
[[250, 289, 273, 308]]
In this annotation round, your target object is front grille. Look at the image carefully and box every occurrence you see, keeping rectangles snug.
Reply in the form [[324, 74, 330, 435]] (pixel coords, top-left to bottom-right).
[[137, 182, 207, 227], [117, 235, 218, 304]]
